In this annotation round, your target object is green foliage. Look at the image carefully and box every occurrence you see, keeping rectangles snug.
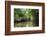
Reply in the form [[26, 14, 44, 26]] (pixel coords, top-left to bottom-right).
[[14, 8, 39, 27], [14, 8, 24, 18]]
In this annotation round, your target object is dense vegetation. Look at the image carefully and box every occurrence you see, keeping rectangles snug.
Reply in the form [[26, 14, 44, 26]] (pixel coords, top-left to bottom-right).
[[14, 8, 39, 27]]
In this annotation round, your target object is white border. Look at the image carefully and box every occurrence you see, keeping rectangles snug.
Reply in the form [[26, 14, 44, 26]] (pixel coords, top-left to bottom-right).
[[11, 5, 42, 31]]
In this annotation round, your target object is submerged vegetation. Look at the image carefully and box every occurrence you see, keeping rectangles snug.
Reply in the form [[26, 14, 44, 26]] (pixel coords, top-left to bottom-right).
[[14, 8, 39, 27]]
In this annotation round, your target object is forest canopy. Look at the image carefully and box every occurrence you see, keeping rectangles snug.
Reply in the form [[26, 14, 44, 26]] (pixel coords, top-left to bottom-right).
[[14, 8, 39, 19]]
